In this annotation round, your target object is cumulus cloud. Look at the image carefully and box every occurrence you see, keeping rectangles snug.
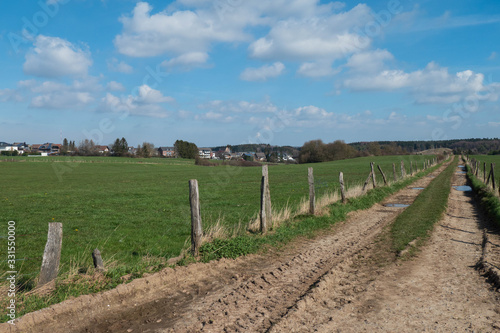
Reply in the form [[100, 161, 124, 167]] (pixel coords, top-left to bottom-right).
[[106, 81, 126, 91], [23, 35, 92, 78], [297, 61, 340, 77], [240, 62, 285, 81], [26, 77, 102, 109], [161, 52, 209, 70], [346, 49, 394, 73], [248, 4, 372, 62], [114, 2, 248, 59], [343, 62, 500, 106], [113, 1, 377, 74], [100, 84, 173, 118], [107, 58, 133, 73], [0, 88, 24, 102]]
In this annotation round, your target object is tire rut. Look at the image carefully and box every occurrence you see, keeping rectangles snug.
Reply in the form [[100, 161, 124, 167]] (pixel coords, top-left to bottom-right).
[[155, 162, 451, 333]]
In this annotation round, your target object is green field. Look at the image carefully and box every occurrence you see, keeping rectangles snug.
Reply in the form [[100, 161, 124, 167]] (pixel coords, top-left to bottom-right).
[[468, 155, 500, 181], [0, 155, 433, 280]]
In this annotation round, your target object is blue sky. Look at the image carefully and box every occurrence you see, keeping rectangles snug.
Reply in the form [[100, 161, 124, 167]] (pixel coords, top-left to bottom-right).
[[1, 0, 499, 147]]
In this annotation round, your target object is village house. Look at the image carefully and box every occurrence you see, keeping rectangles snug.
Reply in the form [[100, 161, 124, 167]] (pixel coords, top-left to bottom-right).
[[96, 145, 110, 154], [198, 147, 214, 159], [158, 147, 176, 158], [255, 152, 266, 161]]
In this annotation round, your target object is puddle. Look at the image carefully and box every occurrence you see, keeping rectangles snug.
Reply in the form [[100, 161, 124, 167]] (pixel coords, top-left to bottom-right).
[[409, 187, 425, 190], [453, 185, 472, 192], [458, 165, 465, 168], [456, 171, 466, 174], [384, 203, 410, 208], [427, 175, 435, 178]]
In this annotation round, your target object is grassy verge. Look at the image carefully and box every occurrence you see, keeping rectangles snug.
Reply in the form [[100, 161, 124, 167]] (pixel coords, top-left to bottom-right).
[[390, 157, 457, 255], [1, 159, 443, 323], [199, 162, 445, 262], [467, 165, 500, 228]]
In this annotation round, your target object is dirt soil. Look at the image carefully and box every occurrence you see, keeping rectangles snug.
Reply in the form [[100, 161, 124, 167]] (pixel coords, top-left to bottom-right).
[[3, 160, 499, 333]]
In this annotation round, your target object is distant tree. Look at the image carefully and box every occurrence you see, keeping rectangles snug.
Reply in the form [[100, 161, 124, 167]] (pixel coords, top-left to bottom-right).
[[77, 139, 99, 156], [174, 140, 198, 159], [61, 138, 69, 155], [112, 137, 129, 156], [141, 142, 155, 158], [299, 140, 326, 163]]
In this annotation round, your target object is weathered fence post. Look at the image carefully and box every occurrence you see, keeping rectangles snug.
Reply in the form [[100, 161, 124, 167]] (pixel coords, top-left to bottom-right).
[[262, 165, 272, 229], [38, 222, 63, 287], [92, 248, 105, 272], [370, 162, 377, 188], [377, 165, 388, 185], [189, 179, 202, 256], [400, 161, 405, 178], [476, 160, 479, 177], [393, 163, 396, 182], [491, 163, 496, 190], [260, 176, 267, 233], [410, 161, 413, 175], [484, 162, 486, 183], [362, 171, 373, 191], [308, 167, 315, 215], [339, 172, 346, 203]]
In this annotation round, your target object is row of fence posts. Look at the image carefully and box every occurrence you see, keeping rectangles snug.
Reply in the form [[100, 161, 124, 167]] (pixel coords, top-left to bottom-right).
[[465, 156, 498, 194], [35, 158, 438, 287]]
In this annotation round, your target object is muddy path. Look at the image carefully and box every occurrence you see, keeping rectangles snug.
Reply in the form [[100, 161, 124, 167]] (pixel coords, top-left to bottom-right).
[[4, 158, 499, 332], [269, 162, 500, 332]]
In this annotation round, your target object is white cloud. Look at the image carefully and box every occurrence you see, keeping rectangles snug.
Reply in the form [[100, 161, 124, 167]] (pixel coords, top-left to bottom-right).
[[31, 92, 94, 109], [0, 89, 23, 102], [346, 49, 394, 73], [248, 4, 372, 62], [26, 78, 102, 109], [107, 81, 126, 91], [198, 99, 279, 114], [100, 84, 173, 118], [297, 61, 340, 77], [114, 2, 248, 59], [161, 52, 209, 70], [343, 62, 500, 106], [24, 35, 92, 78], [240, 62, 285, 81], [107, 58, 133, 73], [488, 52, 497, 60]]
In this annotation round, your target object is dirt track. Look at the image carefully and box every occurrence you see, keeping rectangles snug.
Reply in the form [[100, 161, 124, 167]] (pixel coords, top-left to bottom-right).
[[3, 159, 500, 333]]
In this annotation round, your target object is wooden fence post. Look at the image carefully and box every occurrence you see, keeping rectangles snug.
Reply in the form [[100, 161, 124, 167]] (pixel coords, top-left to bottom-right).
[[363, 171, 373, 191], [339, 172, 346, 203], [38, 222, 63, 287], [476, 160, 479, 177], [92, 248, 105, 272], [491, 163, 496, 190], [484, 162, 486, 183], [370, 162, 377, 188], [260, 176, 267, 233], [393, 163, 396, 182], [189, 179, 202, 256], [262, 165, 272, 229], [377, 165, 388, 185], [308, 167, 315, 215], [400, 161, 405, 178], [410, 161, 413, 176]]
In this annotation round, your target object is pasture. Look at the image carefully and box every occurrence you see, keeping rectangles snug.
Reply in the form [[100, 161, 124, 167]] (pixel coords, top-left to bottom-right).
[[0, 154, 432, 280]]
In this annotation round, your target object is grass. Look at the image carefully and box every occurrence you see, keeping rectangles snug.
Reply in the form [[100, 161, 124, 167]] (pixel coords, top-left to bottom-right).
[[0, 154, 438, 322], [466, 156, 500, 228], [390, 157, 457, 254]]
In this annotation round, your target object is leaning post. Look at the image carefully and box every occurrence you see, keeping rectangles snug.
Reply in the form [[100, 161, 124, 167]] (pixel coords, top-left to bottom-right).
[[370, 162, 377, 188], [189, 179, 203, 256], [38, 222, 63, 287]]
